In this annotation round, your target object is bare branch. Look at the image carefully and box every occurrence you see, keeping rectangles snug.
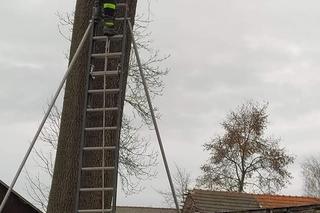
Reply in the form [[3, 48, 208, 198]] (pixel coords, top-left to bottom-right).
[[56, 11, 74, 42], [157, 165, 194, 207]]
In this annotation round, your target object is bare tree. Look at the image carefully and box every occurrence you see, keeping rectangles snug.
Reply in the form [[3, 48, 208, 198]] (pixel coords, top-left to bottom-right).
[[158, 165, 193, 207], [302, 156, 320, 197], [26, 2, 169, 211], [197, 101, 294, 193]]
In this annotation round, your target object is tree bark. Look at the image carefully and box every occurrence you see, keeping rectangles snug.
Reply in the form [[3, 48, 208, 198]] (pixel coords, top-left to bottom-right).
[[47, 0, 137, 212], [238, 173, 245, 192]]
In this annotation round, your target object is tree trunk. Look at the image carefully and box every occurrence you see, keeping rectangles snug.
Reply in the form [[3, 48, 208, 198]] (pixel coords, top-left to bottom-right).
[[238, 172, 245, 192], [47, 1, 137, 212]]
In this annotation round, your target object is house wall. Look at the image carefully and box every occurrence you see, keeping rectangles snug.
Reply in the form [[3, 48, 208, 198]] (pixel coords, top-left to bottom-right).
[[117, 206, 176, 213], [0, 183, 42, 213]]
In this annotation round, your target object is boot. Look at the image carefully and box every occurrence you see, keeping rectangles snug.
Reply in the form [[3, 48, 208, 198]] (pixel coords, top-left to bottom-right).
[[103, 15, 117, 36]]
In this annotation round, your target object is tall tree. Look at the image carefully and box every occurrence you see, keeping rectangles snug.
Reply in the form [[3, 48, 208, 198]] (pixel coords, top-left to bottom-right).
[[27, 4, 169, 212], [302, 156, 320, 197], [197, 102, 294, 193], [46, 0, 138, 212]]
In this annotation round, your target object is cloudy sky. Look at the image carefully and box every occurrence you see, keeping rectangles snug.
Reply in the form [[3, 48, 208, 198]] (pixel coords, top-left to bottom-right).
[[1, 0, 320, 209]]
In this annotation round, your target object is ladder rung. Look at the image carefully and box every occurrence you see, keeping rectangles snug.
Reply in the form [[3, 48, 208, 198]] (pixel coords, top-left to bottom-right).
[[87, 107, 119, 112], [78, 209, 112, 213], [90, 71, 120, 76], [117, 3, 128, 7], [82, 167, 115, 171], [88, 89, 120, 94], [83, 146, 116, 151], [115, 17, 130, 21], [91, 52, 122, 58], [93, 35, 123, 41], [80, 187, 113, 192], [85, 127, 117, 131]]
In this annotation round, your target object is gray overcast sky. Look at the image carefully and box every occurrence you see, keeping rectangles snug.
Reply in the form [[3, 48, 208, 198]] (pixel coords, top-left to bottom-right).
[[1, 0, 320, 209]]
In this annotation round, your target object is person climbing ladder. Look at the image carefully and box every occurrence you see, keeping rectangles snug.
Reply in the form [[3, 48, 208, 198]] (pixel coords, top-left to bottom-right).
[[102, 0, 117, 36]]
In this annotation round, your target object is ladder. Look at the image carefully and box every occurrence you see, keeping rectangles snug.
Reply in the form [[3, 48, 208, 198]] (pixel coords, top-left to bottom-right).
[[75, 1, 130, 212], [0, 1, 180, 213]]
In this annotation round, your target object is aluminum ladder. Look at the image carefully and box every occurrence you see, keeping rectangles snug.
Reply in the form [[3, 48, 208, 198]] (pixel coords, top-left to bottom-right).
[[75, 1, 130, 212]]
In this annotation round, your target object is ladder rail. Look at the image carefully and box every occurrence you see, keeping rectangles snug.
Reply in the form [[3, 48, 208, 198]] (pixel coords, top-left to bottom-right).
[[74, 18, 96, 213], [102, 37, 111, 212], [112, 1, 130, 211]]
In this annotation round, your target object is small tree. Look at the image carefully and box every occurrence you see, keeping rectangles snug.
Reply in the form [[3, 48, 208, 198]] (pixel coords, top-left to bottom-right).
[[302, 156, 320, 197], [197, 102, 294, 193], [158, 165, 193, 207]]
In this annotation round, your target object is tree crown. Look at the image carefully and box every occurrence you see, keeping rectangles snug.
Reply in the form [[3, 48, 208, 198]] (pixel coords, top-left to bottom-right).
[[197, 101, 294, 193]]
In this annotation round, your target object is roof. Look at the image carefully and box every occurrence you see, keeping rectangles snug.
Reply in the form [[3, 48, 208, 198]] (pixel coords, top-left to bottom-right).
[[0, 179, 43, 213], [255, 194, 320, 208], [183, 189, 320, 213], [117, 206, 176, 213], [228, 204, 320, 213]]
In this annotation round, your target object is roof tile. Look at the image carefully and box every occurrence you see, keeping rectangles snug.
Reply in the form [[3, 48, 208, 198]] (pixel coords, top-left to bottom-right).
[[184, 189, 320, 212], [255, 194, 320, 208]]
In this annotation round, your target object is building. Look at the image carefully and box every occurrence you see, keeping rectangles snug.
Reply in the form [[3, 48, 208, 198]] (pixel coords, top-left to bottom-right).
[[117, 206, 176, 213], [182, 189, 320, 213], [0, 180, 42, 213]]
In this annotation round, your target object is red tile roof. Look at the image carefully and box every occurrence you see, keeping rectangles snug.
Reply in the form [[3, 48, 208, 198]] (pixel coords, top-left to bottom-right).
[[183, 189, 320, 212], [255, 194, 320, 208]]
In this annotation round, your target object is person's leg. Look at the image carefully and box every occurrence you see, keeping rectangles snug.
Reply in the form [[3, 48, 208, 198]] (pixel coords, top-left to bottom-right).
[[102, 0, 117, 36]]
